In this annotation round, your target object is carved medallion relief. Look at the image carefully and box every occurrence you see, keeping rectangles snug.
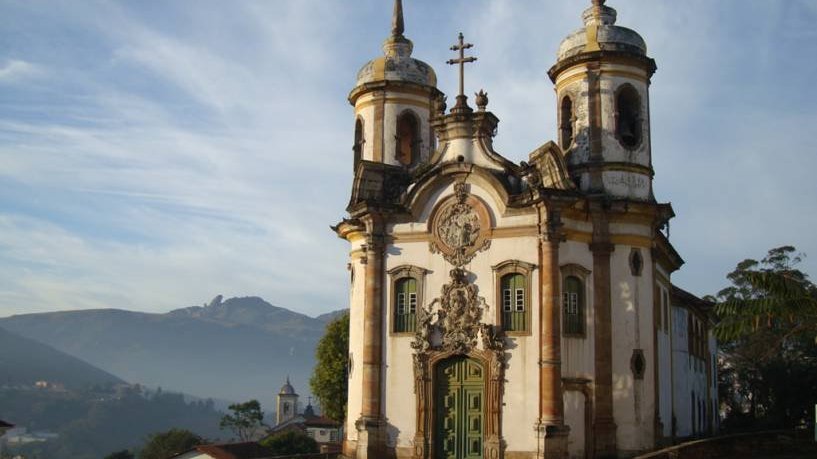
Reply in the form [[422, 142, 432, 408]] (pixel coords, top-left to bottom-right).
[[429, 182, 492, 267]]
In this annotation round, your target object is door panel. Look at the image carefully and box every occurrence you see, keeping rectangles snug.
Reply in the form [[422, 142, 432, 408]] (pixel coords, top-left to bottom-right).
[[435, 357, 484, 459]]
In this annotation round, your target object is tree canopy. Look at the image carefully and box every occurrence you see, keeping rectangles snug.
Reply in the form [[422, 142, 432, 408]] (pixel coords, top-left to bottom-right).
[[220, 399, 265, 441], [260, 430, 319, 455], [138, 428, 204, 459], [714, 246, 817, 431], [310, 311, 350, 422]]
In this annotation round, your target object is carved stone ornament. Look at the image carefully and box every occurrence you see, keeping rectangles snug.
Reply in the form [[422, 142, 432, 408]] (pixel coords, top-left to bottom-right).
[[410, 267, 507, 459], [429, 182, 491, 267]]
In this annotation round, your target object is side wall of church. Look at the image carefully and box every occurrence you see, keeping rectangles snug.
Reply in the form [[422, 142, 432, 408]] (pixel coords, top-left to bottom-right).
[[670, 306, 713, 439], [655, 276, 674, 439], [610, 235, 657, 453]]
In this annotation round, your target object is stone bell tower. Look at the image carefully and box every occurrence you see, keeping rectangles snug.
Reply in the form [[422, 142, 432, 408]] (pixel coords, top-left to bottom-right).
[[276, 376, 298, 426], [349, 0, 441, 173], [549, 0, 657, 201]]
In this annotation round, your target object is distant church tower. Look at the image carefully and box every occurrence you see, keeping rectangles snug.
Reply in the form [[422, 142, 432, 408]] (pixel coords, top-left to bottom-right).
[[276, 377, 298, 425]]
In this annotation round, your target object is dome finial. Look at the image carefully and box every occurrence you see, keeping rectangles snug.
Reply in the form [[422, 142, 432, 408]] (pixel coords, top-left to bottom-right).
[[584, 0, 617, 26], [392, 0, 405, 38]]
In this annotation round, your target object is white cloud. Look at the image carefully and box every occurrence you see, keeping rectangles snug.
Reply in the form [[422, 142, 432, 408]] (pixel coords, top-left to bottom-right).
[[0, 60, 43, 83]]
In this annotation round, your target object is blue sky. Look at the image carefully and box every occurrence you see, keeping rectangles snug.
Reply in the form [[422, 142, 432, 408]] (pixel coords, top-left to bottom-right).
[[0, 0, 815, 318]]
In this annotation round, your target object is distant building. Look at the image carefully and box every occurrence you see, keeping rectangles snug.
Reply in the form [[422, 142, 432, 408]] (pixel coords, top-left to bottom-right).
[[275, 377, 298, 426], [268, 379, 342, 453], [172, 442, 276, 459]]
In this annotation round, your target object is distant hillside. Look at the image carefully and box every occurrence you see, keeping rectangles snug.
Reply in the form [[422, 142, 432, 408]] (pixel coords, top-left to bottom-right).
[[0, 297, 347, 406], [0, 326, 124, 389]]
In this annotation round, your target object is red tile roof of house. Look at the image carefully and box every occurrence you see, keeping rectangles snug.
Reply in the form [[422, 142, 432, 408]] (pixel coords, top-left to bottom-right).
[[173, 442, 275, 459]]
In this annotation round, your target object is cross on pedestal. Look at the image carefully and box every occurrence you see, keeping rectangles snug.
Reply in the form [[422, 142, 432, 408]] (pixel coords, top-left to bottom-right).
[[447, 32, 477, 111]]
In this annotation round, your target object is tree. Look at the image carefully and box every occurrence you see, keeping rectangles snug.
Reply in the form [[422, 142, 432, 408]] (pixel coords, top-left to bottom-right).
[[220, 399, 265, 441], [310, 311, 350, 422], [104, 450, 134, 459], [713, 246, 817, 430], [138, 428, 204, 459], [260, 430, 319, 455]]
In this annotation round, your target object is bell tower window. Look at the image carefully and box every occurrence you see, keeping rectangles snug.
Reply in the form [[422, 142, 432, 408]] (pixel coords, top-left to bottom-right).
[[353, 118, 364, 171], [560, 95, 574, 150], [396, 111, 420, 166], [615, 84, 642, 149]]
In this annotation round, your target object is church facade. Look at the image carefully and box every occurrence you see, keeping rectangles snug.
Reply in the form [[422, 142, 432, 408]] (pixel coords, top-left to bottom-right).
[[333, 1, 718, 458]]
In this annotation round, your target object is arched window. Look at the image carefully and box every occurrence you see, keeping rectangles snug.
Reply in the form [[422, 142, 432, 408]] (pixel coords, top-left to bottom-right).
[[501, 273, 526, 332], [353, 118, 364, 171], [563, 275, 585, 335], [560, 96, 574, 150], [394, 277, 417, 333], [396, 111, 419, 166], [616, 84, 642, 149]]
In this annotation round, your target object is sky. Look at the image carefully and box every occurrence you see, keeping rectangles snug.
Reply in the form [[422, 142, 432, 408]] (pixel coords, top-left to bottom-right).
[[0, 0, 815, 318]]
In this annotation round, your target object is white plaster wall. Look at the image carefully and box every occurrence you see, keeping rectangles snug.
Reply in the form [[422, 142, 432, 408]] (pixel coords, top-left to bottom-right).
[[610, 245, 655, 452], [670, 306, 711, 438], [656, 282, 673, 438], [307, 426, 338, 443], [346, 240, 366, 440], [564, 390, 587, 459]]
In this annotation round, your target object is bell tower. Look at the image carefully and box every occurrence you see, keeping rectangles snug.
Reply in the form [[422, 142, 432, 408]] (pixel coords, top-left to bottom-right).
[[275, 376, 298, 425], [349, 0, 440, 172], [549, 0, 657, 201]]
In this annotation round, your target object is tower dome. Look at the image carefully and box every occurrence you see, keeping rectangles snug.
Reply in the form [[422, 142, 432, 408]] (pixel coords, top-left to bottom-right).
[[556, 0, 647, 61], [278, 376, 296, 396], [354, 0, 437, 88]]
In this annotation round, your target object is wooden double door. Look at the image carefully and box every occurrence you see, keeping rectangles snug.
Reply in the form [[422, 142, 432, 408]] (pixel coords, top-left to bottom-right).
[[434, 356, 485, 459]]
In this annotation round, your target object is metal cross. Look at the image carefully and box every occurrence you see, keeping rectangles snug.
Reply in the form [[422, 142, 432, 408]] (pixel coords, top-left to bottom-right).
[[447, 32, 477, 103]]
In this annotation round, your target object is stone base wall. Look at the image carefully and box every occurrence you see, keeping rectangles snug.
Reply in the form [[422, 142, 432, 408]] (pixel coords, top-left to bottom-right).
[[633, 431, 815, 459]]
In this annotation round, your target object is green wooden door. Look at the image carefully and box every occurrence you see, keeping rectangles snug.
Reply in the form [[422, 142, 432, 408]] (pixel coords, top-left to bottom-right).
[[434, 357, 484, 459]]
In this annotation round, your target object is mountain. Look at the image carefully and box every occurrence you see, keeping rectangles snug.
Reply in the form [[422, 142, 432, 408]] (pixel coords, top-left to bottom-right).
[[0, 297, 348, 407], [0, 326, 124, 389]]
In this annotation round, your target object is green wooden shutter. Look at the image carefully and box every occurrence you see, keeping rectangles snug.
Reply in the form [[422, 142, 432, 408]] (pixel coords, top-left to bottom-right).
[[563, 276, 584, 335], [395, 278, 417, 333], [501, 274, 526, 332]]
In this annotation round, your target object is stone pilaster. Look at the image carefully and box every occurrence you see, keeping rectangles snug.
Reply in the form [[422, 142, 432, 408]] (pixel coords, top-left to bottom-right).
[[538, 209, 569, 459], [591, 214, 617, 458], [356, 218, 386, 459]]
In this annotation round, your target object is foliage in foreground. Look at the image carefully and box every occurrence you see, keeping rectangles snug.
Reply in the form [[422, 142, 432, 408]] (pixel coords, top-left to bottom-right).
[[138, 428, 204, 459], [260, 430, 319, 455], [310, 311, 350, 422], [714, 246, 817, 431]]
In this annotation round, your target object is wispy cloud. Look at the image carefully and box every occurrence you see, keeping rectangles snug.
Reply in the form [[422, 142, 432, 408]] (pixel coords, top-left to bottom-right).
[[0, 59, 44, 83], [0, 0, 815, 317]]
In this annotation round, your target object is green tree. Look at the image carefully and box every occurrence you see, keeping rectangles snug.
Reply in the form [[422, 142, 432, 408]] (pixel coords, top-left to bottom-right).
[[310, 311, 350, 422], [104, 450, 135, 459], [219, 399, 265, 441], [138, 428, 204, 459], [713, 246, 817, 430], [260, 430, 319, 455]]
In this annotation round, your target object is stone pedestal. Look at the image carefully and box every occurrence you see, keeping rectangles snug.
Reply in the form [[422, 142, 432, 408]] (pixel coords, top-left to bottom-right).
[[536, 422, 570, 459], [593, 418, 618, 459], [355, 416, 386, 459]]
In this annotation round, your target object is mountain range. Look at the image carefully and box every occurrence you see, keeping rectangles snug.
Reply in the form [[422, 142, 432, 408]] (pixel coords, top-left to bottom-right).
[[0, 296, 347, 408]]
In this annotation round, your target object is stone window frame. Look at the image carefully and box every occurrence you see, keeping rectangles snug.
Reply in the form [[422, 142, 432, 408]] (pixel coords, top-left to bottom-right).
[[387, 264, 429, 336], [353, 116, 365, 172], [614, 83, 644, 151], [560, 263, 592, 338], [629, 248, 644, 277], [559, 94, 575, 151], [395, 109, 422, 167], [492, 260, 536, 336]]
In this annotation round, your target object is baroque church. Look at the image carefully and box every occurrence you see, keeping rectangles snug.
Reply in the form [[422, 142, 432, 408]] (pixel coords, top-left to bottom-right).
[[333, 1, 718, 458]]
